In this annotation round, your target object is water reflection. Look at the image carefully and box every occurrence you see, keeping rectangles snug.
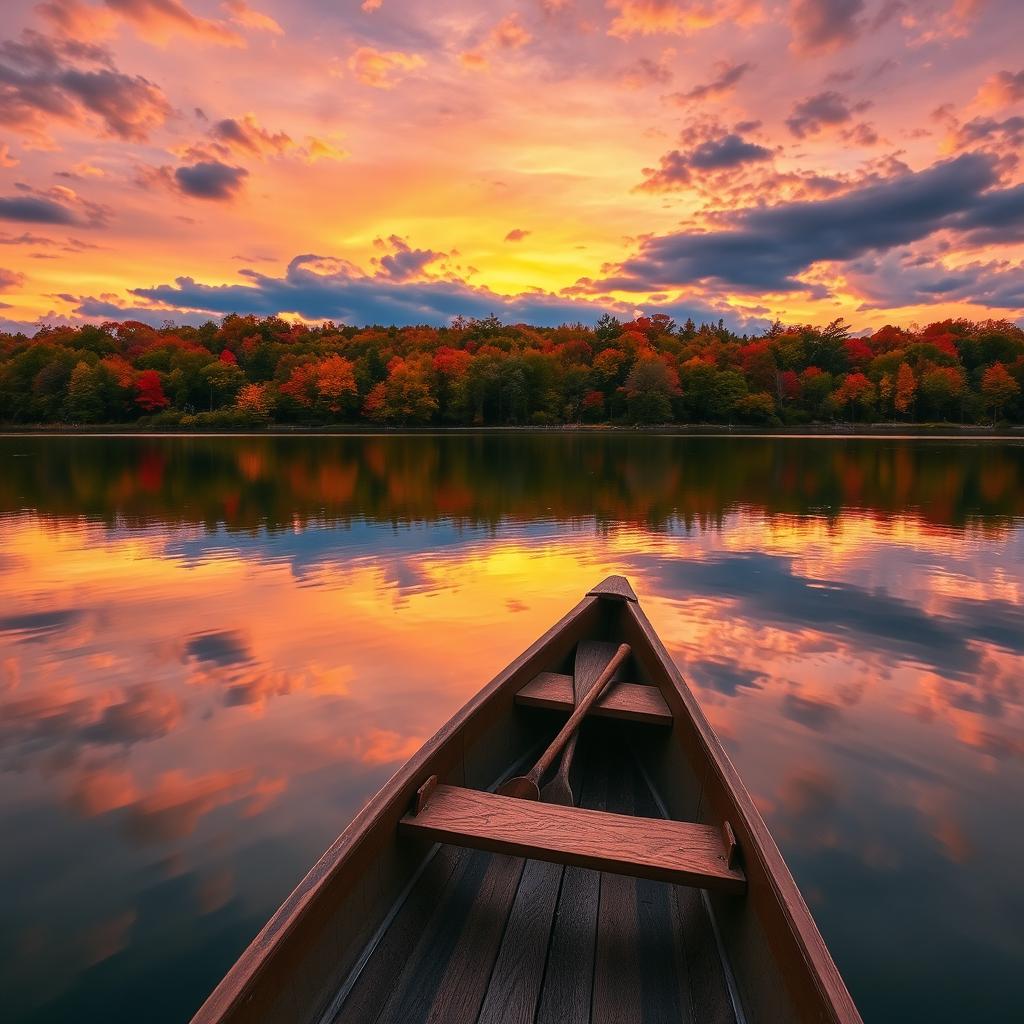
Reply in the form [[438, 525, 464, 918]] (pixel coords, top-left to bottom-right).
[[0, 435, 1022, 1023]]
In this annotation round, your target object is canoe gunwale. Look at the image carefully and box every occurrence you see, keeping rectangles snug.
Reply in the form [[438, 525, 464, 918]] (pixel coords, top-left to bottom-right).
[[189, 591, 603, 1024], [191, 579, 863, 1024], [623, 599, 863, 1024]]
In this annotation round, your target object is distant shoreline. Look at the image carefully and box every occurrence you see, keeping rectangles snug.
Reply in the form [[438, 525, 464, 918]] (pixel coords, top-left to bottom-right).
[[1, 423, 1022, 439]]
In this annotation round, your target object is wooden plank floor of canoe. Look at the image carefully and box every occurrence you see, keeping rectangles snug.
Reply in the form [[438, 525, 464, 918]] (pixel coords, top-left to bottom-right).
[[330, 724, 738, 1024]]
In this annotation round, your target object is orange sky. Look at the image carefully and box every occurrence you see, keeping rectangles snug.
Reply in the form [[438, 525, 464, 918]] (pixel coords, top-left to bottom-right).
[[1, 0, 1023, 332]]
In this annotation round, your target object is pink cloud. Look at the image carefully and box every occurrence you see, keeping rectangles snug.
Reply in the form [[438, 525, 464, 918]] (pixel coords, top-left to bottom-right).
[[347, 46, 425, 88]]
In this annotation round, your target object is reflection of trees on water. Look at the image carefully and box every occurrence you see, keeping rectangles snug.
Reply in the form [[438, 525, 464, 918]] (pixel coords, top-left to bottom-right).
[[1, 436, 1021, 533]]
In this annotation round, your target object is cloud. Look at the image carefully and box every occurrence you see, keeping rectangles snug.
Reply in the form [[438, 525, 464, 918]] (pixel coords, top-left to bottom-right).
[[638, 131, 772, 191], [0, 195, 78, 225], [347, 46, 425, 88], [0, 268, 25, 290], [504, 228, 530, 241], [58, 67, 171, 140], [607, 0, 761, 39], [619, 54, 675, 89], [174, 160, 249, 200], [222, 0, 283, 35], [789, 0, 864, 54], [945, 113, 1024, 155], [601, 153, 1017, 293], [374, 235, 446, 280], [459, 13, 533, 71], [974, 68, 1024, 108], [209, 114, 293, 156], [102, 0, 243, 46], [847, 250, 1024, 310], [58, 239, 746, 330], [672, 61, 752, 102], [0, 29, 171, 141], [41, 0, 251, 46], [120, 252, 611, 325], [36, 0, 117, 40], [490, 14, 532, 49], [0, 230, 100, 249], [0, 144, 18, 168], [786, 90, 870, 138]]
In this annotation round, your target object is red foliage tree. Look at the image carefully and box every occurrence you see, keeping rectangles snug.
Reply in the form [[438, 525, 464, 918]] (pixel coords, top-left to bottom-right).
[[135, 370, 169, 412]]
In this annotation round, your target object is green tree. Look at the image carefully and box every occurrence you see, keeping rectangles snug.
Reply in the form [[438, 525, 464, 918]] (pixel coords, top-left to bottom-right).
[[65, 360, 104, 422], [200, 360, 245, 410]]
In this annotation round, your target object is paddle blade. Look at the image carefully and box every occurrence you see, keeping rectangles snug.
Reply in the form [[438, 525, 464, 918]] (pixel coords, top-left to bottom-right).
[[540, 774, 574, 807], [496, 775, 540, 800]]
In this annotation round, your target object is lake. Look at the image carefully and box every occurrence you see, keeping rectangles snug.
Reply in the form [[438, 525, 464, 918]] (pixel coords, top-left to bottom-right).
[[0, 434, 1022, 1023]]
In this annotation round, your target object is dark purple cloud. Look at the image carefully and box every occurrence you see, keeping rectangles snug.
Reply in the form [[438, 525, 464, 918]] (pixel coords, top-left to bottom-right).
[[0, 195, 79, 224], [690, 134, 773, 169], [174, 160, 248, 200], [847, 250, 1024, 310], [786, 90, 870, 138], [949, 181, 1024, 244], [376, 235, 444, 279], [504, 228, 530, 242], [0, 30, 170, 140], [673, 62, 753, 103], [790, 0, 865, 54], [209, 116, 292, 155], [638, 131, 772, 191], [603, 153, 1015, 293], [59, 250, 757, 331]]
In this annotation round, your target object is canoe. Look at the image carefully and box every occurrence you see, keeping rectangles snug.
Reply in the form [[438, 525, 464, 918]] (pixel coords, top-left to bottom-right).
[[192, 576, 862, 1024]]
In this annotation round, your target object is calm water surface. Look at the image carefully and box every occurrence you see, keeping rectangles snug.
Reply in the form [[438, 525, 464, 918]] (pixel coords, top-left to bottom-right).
[[1, 435, 1022, 1023]]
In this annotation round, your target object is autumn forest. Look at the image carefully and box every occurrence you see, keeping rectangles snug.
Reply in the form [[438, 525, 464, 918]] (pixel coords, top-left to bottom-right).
[[1, 313, 1022, 428]]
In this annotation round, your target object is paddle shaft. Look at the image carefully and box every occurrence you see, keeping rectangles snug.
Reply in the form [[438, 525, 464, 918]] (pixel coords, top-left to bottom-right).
[[525, 643, 630, 786]]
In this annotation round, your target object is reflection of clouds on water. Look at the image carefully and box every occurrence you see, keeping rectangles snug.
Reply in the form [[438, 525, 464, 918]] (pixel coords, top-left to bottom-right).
[[632, 549, 984, 676], [684, 657, 766, 696], [0, 437, 1022, 1024], [184, 630, 254, 667], [0, 609, 85, 643], [781, 692, 844, 732]]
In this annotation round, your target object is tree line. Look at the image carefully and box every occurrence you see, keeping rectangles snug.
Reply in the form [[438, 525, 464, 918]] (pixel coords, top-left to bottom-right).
[[1, 312, 1021, 426]]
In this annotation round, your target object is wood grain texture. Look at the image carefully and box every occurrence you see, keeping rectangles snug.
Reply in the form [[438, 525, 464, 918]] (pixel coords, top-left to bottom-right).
[[475, 858, 565, 1024], [533, 748, 607, 1024], [543, 640, 627, 806], [592, 748, 641, 1024], [516, 673, 672, 726], [399, 784, 746, 893], [586, 575, 638, 602]]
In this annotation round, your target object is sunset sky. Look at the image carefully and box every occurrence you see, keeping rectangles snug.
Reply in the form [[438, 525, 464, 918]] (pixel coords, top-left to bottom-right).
[[1, 0, 1022, 333]]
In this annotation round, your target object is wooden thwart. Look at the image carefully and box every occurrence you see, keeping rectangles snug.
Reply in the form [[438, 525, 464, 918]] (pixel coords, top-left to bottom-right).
[[400, 784, 746, 894], [516, 672, 673, 726]]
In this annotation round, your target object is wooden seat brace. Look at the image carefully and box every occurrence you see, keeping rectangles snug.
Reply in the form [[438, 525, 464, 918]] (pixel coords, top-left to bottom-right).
[[515, 672, 673, 726], [399, 783, 745, 895]]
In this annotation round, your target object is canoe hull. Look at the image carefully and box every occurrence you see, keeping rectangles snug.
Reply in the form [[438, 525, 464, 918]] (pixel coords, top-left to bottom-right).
[[191, 583, 861, 1024]]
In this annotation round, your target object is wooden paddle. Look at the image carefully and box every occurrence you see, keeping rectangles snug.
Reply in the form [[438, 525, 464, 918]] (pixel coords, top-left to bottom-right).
[[498, 643, 631, 801], [541, 640, 621, 806]]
